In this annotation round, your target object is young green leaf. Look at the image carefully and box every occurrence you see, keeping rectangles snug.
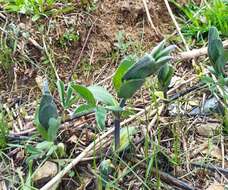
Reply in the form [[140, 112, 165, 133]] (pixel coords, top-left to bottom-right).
[[118, 79, 145, 99], [155, 55, 172, 65], [95, 106, 107, 131], [36, 141, 54, 150], [71, 84, 96, 106], [39, 80, 58, 132], [113, 55, 136, 92], [38, 94, 58, 130], [99, 159, 115, 188], [208, 26, 225, 76], [158, 63, 174, 91], [74, 104, 95, 115], [88, 85, 117, 106]]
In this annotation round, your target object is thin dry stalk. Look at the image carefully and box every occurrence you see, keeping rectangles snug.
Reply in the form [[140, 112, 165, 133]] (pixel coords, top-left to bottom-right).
[[142, 0, 160, 35], [176, 40, 228, 61], [163, 0, 189, 51]]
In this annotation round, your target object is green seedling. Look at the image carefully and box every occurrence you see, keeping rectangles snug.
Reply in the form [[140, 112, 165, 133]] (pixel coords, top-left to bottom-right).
[[59, 29, 79, 47], [202, 26, 228, 134], [54, 40, 174, 151], [113, 40, 175, 149], [36, 79, 60, 142], [158, 63, 174, 98], [208, 26, 226, 77]]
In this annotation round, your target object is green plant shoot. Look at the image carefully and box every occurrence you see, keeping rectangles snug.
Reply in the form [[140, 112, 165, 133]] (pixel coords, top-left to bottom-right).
[[37, 79, 60, 142]]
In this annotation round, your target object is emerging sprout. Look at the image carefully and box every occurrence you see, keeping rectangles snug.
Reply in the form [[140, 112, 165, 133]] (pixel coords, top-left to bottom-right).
[[113, 40, 175, 149], [158, 63, 174, 98], [208, 26, 226, 77], [37, 79, 60, 142]]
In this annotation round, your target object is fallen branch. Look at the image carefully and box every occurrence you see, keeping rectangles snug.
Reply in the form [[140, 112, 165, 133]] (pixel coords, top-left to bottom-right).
[[152, 169, 195, 190], [191, 163, 228, 176], [175, 40, 228, 61]]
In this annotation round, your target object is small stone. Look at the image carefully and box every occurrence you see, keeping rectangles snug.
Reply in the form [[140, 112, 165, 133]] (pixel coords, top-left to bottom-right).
[[196, 123, 220, 137], [33, 161, 58, 182], [202, 145, 222, 160]]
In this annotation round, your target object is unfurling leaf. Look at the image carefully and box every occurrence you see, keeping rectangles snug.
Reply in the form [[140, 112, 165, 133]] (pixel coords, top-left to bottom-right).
[[37, 80, 60, 142], [122, 54, 156, 80], [38, 80, 58, 129], [150, 40, 166, 59], [208, 26, 225, 76], [155, 45, 176, 60], [158, 63, 174, 91], [116, 41, 175, 100], [48, 118, 61, 142]]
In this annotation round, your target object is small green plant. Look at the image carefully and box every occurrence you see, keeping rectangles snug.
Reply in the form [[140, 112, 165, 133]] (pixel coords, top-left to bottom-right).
[[158, 63, 174, 98], [98, 159, 115, 189], [29, 79, 64, 162], [59, 29, 80, 47], [114, 31, 132, 55], [113, 40, 175, 149], [201, 26, 228, 133], [57, 78, 120, 131], [0, 23, 19, 71], [26, 140, 65, 162], [55, 40, 175, 150], [208, 27, 226, 77], [35, 79, 60, 142]]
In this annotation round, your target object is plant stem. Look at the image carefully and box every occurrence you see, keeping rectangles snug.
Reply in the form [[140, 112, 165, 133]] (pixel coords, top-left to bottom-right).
[[114, 99, 126, 150]]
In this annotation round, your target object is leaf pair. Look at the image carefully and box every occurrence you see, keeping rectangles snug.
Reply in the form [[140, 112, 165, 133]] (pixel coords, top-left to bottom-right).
[[71, 83, 118, 131]]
